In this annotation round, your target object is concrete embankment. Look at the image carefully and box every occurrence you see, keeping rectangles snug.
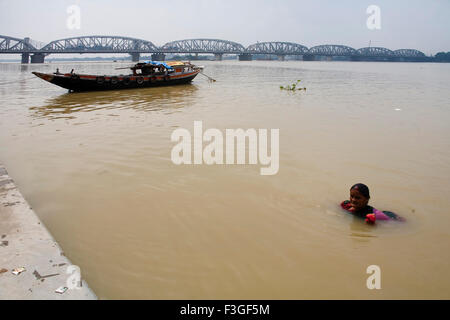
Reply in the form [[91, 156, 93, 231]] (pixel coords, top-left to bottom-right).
[[0, 163, 97, 300]]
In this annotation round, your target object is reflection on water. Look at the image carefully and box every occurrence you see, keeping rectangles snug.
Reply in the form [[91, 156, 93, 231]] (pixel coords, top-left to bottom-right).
[[20, 64, 30, 73], [349, 217, 377, 242], [29, 84, 199, 119]]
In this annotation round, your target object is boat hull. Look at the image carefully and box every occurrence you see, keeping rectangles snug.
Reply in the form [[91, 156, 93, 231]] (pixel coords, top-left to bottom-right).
[[32, 71, 200, 92]]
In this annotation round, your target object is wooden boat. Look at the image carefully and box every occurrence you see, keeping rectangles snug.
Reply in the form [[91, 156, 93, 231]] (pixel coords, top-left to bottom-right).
[[32, 61, 202, 92]]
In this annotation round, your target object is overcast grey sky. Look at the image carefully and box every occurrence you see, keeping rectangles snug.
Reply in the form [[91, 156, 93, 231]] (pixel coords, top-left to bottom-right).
[[1, 0, 449, 55]]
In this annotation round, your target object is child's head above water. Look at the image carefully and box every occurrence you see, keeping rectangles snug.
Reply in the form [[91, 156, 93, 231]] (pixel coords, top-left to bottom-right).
[[349, 183, 370, 212]]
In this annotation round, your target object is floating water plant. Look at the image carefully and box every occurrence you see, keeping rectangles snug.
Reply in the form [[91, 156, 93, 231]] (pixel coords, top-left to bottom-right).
[[280, 80, 306, 91]]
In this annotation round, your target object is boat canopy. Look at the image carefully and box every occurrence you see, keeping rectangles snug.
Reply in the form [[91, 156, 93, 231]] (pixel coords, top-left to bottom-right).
[[166, 61, 188, 67], [143, 61, 174, 70]]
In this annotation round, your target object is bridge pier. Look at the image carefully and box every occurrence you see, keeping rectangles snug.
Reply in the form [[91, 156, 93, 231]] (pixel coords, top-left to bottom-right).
[[30, 53, 45, 63], [350, 55, 362, 61], [302, 54, 315, 61], [21, 53, 29, 64], [277, 55, 285, 61], [189, 53, 199, 60], [130, 53, 140, 62], [214, 53, 223, 61], [238, 53, 252, 61], [151, 53, 166, 61], [21, 37, 31, 63], [399, 57, 428, 62]]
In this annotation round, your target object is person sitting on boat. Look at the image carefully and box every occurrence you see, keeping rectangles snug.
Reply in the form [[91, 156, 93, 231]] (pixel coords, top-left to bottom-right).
[[340, 183, 405, 224]]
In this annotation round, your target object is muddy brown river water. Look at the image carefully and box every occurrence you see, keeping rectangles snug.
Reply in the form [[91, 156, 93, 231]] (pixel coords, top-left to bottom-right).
[[0, 60, 449, 299]]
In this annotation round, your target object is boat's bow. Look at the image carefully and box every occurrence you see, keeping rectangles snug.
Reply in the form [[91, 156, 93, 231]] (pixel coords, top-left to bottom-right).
[[32, 72, 55, 83], [32, 71, 76, 91]]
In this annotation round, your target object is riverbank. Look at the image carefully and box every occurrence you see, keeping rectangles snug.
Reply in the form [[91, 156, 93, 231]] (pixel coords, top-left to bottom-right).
[[0, 163, 96, 300]]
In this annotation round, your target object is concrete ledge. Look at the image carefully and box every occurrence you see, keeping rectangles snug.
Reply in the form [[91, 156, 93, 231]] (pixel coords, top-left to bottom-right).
[[0, 164, 97, 300]]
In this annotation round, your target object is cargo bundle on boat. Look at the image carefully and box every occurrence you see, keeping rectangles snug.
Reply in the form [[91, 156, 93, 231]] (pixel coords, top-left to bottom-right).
[[32, 61, 202, 92]]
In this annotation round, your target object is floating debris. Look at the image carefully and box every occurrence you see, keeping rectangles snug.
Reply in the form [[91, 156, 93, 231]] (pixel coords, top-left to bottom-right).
[[33, 270, 60, 279], [0, 268, 8, 274], [33, 270, 42, 279], [55, 286, 68, 294], [12, 267, 26, 275], [4, 201, 20, 207], [280, 80, 306, 91], [58, 263, 66, 267]]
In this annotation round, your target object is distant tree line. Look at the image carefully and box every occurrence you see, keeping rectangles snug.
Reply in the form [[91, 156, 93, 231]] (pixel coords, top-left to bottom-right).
[[434, 52, 450, 62]]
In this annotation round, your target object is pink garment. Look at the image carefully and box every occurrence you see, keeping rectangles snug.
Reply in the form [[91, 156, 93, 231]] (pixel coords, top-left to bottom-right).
[[373, 208, 390, 221]]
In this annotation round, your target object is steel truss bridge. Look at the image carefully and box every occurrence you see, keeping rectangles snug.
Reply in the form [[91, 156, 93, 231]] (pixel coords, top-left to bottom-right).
[[0, 35, 429, 63]]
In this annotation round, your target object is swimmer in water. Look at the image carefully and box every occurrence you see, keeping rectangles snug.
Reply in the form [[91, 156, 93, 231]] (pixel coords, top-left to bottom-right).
[[341, 183, 405, 224]]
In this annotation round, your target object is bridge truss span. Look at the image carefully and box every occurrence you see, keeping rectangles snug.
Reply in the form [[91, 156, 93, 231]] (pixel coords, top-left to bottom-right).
[[0, 35, 37, 53], [245, 42, 308, 55], [39, 35, 159, 53], [308, 44, 357, 56], [0, 34, 435, 63], [356, 47, 395, 57], [161, 39, 246, 54], [394, 49, 426, 58]]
